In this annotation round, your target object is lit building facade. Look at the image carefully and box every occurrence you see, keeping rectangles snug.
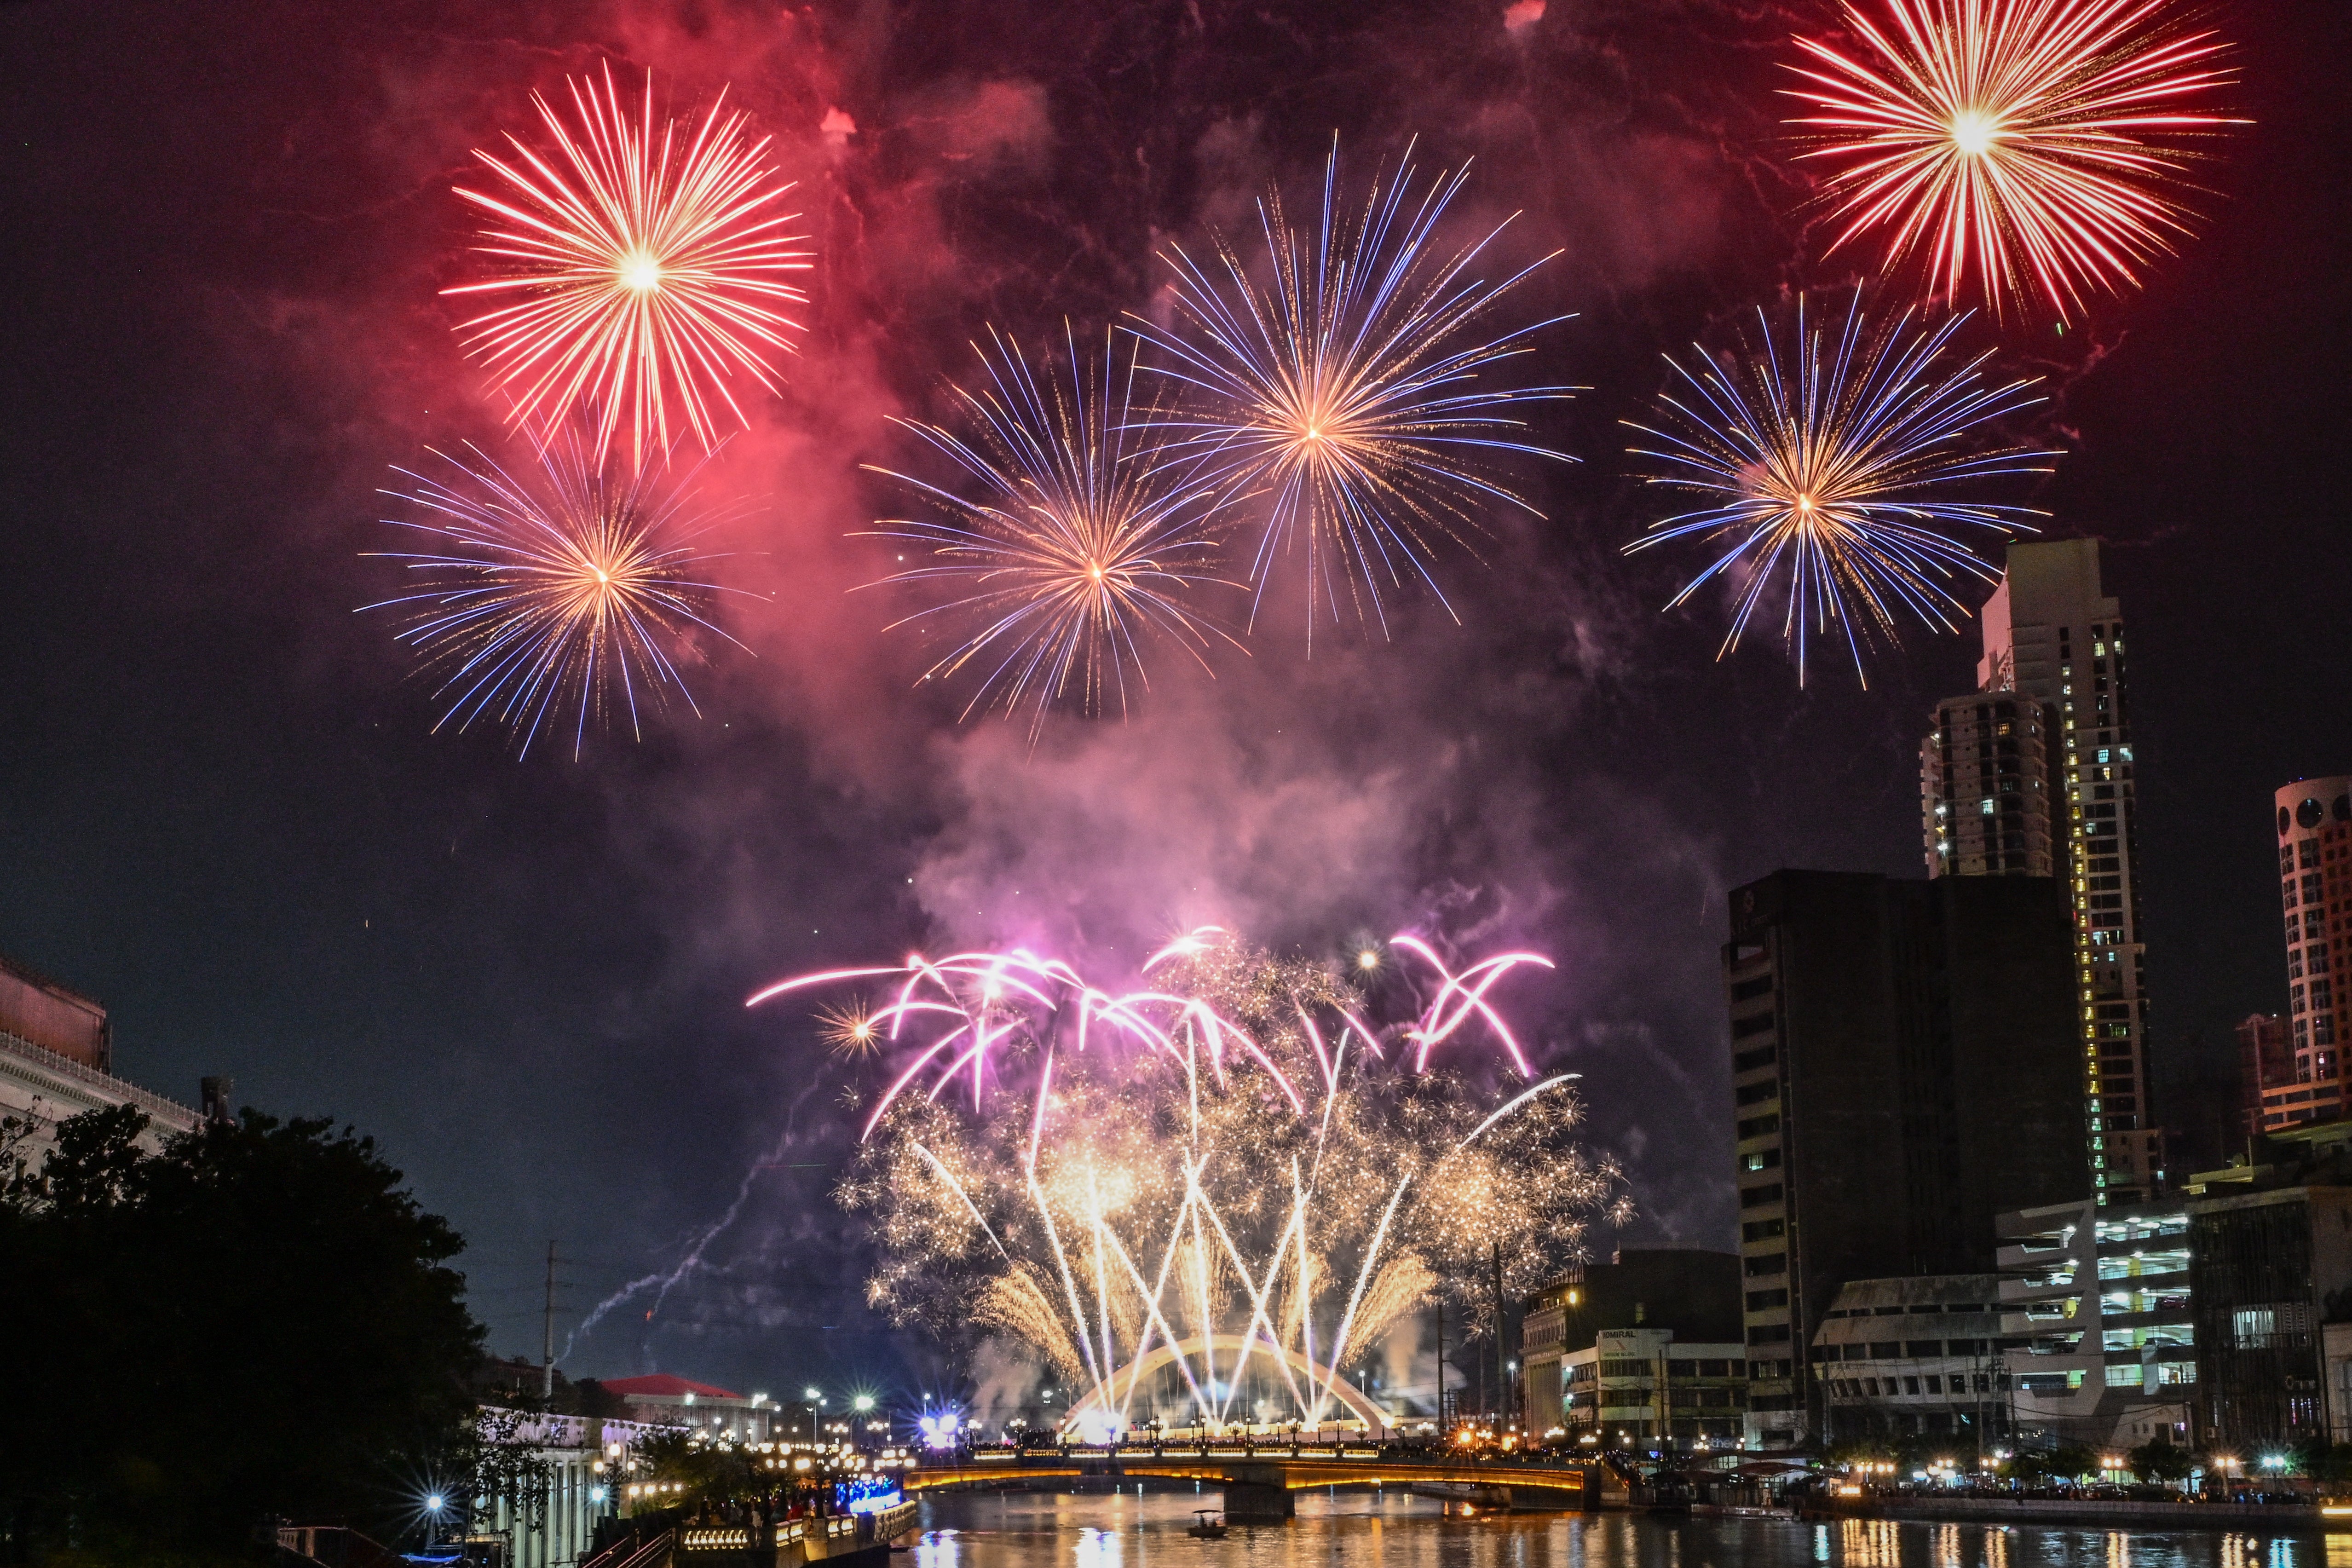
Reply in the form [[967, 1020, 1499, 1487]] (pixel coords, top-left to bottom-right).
[[599, 1374, 782, 1442], [1810, 1274, 2011, 1446], [2273, 778, 2352, 1130], [1558, 1327, 1748, 1448], [1995, 1198, 2194, 1448], [1518, 1250, 1741, 1439], [1924, 539, 2156, 1203], [1724, 870, 2086, 1446], [473, 1409, 659, 1568]]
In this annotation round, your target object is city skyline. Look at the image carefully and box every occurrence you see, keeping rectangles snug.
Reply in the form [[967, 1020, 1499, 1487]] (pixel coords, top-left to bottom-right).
[[2, 0, 2346, 1404]]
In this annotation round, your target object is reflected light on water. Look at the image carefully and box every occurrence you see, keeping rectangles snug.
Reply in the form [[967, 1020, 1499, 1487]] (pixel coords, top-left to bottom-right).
[[913, 1492, 2339, 1568], [1074, 1527, 1120, 1568]]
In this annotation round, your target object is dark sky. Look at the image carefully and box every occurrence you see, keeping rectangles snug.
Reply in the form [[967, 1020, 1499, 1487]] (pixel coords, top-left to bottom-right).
[[2, 0, 2346, 1403]]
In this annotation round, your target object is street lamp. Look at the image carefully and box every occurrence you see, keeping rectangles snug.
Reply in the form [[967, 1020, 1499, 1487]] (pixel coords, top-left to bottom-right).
[[423, 1493, 447, 1550]]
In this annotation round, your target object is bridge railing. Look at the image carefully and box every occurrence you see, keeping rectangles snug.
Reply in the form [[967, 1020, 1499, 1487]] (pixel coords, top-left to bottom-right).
[[956, 1443, 1593, 1470]]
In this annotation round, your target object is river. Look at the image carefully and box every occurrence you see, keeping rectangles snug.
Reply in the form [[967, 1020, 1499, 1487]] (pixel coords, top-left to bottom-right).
[[910, 1489, 2347, 1568]]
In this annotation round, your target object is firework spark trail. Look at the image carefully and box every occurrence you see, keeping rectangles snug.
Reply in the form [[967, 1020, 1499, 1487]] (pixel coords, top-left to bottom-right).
[[860, 327, 1243, 734], [562, 1119, 801, 1359], [1389, 935, 1551, 1073], [1622, 290, 2057, 686], [1785, 0, 2239, 317], [1127, 140, 1579, 647], [1459, 1073, 1582, 1148], [446, 63, 811, 464], [800, 929, 1627, 1435], [362, 431, 750, 758], [751, 940, 1310, 1136]]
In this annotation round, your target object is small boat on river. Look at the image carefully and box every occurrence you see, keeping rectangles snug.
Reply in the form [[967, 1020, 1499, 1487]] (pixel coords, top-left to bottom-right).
[[1187, 1510, 1229, 1539]]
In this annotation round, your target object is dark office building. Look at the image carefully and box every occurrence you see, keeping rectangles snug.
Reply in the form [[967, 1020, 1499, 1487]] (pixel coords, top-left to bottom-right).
[[1726, 870, 2090, 1445], [1520, 1250, 1745, 1442]]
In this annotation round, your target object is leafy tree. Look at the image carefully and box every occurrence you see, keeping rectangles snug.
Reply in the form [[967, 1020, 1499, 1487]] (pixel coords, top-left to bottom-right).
[[629, 1430, 756, 1510], [2002, 1442, 2099, 1484], [2289, 1438, 2352, 1484], [0, 1104, 484, 1559], [2129, 1435, 2194, 1484], [464, 1407, 556, 1537]]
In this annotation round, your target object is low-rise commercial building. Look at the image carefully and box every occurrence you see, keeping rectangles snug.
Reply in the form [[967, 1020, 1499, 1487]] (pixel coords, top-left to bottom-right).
[[0, 952, 201, 1161], [2187, 1180, 2352, 1451], [600, 1374, 784, 1443], [1810, 1274, 2011, 1447], [1996, 1198, 2194, 1448], [1560, 1327, 1747, 1449], [1520, 1250, 1741, 1440]]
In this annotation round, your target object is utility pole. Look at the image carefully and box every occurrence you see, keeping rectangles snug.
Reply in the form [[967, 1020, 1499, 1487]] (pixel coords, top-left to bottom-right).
[[1493, 1242, 1508, 1430], [542, 1239, 557, 1401], [1434, 1297, 1446, 1434]]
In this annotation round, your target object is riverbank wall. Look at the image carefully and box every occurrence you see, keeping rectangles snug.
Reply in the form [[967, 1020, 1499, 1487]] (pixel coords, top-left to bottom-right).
[[1803, 1497, 2330, 1530]]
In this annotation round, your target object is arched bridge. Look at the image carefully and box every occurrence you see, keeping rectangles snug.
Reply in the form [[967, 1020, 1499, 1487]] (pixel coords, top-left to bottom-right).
[[904, 1448, 1597, 1522]]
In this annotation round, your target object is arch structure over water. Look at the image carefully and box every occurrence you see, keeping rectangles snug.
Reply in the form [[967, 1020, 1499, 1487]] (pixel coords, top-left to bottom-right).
[[1066, 1332, 1390, 1437]]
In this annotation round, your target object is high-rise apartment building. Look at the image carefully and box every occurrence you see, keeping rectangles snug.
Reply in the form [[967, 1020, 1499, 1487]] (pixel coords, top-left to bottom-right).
[[1724, 870, 2088, 1446], [2272, 778, 2352, 1130], [2236, 1012, 2297, 1137], [1922, 539, 2156, 1203], [1921, 693, 2061, 876]]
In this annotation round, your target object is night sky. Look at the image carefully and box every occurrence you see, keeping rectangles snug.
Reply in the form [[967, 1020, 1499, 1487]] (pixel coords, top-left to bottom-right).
[[3, 0, 2346, 1404]]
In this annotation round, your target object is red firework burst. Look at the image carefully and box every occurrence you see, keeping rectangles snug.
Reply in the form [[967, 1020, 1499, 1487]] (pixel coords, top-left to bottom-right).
[[1786, 0, 2238, 318], [444, 64, 812, 463]]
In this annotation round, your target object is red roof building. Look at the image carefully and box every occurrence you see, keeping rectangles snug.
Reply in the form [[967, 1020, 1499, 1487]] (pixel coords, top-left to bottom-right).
[[598, 1374, 742, 1401]]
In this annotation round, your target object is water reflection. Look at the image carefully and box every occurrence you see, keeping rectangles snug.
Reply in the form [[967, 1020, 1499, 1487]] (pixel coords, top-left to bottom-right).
[[914, 1489, 2345, 1568]]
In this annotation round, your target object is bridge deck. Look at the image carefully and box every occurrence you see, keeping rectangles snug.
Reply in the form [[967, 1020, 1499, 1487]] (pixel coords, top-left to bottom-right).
[[907, 1457, 1590, 1495]]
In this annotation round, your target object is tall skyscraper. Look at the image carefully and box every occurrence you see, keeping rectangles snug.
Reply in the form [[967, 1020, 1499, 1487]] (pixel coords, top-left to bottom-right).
[[2270, 777, 2352, 1131], [1724, 870, 2087, 1447], [1921, 539, 2156, 1204]]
